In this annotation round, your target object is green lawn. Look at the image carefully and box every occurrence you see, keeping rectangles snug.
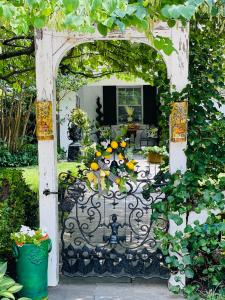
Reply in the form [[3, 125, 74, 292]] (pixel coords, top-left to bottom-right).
[[20, 162, 81, 192]]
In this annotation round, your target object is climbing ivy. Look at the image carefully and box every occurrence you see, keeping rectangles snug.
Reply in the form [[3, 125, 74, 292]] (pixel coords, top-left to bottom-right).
[[154, 16, 225, 299]]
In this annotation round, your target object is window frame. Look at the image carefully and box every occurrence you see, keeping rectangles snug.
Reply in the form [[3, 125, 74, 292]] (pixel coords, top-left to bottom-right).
[[116, 86, 143, 124]]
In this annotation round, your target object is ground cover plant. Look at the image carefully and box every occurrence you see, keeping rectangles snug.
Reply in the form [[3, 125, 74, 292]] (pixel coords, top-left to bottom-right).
[[0, 262, 30, 300], [0, 143, 38, 168]]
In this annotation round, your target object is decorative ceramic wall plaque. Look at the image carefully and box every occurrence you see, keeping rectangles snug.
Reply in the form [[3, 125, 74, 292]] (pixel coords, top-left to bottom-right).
[[36, 101, 54, 140], [170, 101, 188, 142]]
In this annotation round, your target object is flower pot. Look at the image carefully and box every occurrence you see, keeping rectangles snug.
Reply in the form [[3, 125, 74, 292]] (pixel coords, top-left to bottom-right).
[[147, 152, 163, 164], [13, 239, 51, 300]]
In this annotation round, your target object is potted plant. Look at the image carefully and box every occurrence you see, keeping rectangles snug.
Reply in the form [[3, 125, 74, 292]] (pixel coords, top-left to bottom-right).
[[142, 146, 168, 164], [67, 108, 91, 161], [11, 226, 51, 300]]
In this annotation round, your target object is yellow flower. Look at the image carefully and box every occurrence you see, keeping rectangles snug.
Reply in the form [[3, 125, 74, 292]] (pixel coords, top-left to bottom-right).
[[115, 177, 121, 184], [130, 159, 137, 164], [100, 177, 106, 190], [90, 162, 99, 171], [111, 141, 118, 149], [126, 161, 135, 170], [104, 154, 111, 159], [100, 170, 106, 177], [106, 147, 113, 153], [118, 153, 124, 160], [105, 171, 110, 176], [96, 151, 102, 157], [87, 172, 97, 184], [120, 141, 127, 148]]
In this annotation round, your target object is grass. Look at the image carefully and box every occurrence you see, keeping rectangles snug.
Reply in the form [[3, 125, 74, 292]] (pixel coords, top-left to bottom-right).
[[20, 161, 82, 192]]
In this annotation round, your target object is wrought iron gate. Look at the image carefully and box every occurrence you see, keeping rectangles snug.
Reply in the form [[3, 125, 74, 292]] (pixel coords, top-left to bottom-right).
[[59, 169, 169, 279]]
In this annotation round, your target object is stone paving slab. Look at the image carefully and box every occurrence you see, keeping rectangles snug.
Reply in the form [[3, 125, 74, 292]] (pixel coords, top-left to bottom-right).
[[48, 277, 184, 300]]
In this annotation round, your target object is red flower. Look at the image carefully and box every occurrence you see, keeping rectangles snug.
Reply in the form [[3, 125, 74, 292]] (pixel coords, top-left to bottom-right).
[[39, 234, 49, 241], [16, 242, 24, 247]]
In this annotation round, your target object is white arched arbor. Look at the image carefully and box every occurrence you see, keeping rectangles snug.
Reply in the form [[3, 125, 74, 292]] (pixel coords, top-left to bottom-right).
[[35, 22, 189, 286]]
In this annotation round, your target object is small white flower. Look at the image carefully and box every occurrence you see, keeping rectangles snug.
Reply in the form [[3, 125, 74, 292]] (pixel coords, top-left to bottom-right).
[[20, 225, 30, 234], [101, 140, 110, 149], [27, 230, 36, 237]]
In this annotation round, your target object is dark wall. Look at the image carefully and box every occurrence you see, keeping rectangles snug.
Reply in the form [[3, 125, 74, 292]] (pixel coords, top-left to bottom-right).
[[102, 85, 158, 125], [103, 86, 117, 125], [143, 85, 158, 125]]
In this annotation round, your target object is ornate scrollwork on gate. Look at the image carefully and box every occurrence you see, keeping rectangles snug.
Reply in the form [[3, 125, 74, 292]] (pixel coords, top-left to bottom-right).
[[59, 170, 169, 279]]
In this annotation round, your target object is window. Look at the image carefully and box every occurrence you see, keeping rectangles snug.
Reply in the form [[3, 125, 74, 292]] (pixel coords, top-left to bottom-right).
[[117, 87, 143, 124]]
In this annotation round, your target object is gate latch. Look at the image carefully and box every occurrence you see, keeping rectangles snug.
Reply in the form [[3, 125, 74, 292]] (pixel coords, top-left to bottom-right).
[[43, 189, 59, 196]]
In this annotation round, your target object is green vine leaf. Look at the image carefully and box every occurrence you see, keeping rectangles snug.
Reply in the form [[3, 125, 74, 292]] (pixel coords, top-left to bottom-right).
[[97, 23, 108, 36], [153, 36, 175, 56], [63, 0, 79, 13], [185, 268, 194, 278]]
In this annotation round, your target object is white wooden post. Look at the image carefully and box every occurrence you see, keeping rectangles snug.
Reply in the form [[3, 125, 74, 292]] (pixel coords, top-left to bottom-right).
[[168, 23, 189, 288], [35, 30, 59, 286]]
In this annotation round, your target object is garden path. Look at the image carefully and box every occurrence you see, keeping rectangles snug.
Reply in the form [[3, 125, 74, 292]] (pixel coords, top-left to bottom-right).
[[48, 277, 184, 300]]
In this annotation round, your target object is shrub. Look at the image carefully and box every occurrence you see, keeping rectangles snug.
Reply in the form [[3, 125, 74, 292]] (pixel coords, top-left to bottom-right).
[[0, 143, 38, 168], [0, 169, 38, 259]]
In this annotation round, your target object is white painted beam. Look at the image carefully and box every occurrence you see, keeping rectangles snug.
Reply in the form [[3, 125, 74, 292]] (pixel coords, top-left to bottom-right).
[[35, 29, 59, 286]]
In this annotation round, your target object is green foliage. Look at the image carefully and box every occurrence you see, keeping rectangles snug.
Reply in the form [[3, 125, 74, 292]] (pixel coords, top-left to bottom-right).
[[0, 169, 38, 258], [0, 81, 36, 152], [11, 226, 48, 246], [0, 143, 38, 168], [161, 0, 225, 21], [0, 0, 223, 38], [154, 16, 225, 298], [57, 147, 67, 161], [0, 262, 30, 300], [69, 108, 91, 146], [142, 146, 168, 157], [156, 215, 225, 297]]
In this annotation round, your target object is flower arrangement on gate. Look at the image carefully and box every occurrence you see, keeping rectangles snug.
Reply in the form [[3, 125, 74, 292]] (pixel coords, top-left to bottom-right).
[[11, 225, 49, 247], [82, 133, 138, 192]]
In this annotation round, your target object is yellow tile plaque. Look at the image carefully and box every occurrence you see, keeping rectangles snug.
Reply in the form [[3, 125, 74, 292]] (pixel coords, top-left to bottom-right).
[[36, 101, 54, 140], [171, 101, 188, 142]]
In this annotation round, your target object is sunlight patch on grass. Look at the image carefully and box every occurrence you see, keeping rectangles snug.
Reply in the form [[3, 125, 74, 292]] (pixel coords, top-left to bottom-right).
[[20, 162, 81, 192]]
